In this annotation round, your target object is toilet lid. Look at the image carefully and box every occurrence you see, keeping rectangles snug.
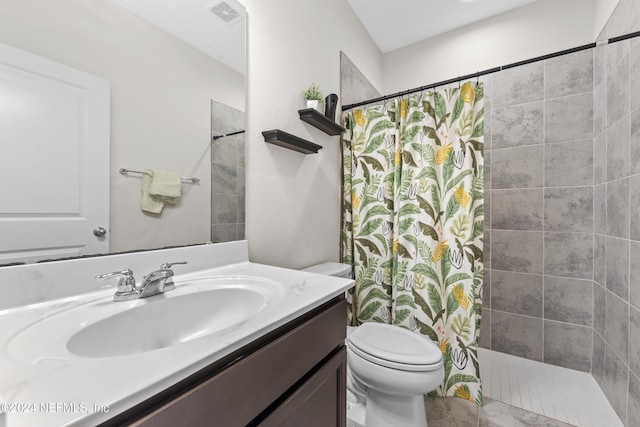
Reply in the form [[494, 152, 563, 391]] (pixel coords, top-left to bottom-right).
[[347, 323, 442, 370]]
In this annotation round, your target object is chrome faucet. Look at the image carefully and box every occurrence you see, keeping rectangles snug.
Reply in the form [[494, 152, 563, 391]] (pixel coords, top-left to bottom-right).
[[96, 262, 187, 301]]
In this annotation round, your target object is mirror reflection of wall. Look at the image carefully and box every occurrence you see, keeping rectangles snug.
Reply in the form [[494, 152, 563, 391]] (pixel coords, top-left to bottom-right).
[[211, 101, 246, 243], [0, 0, 246, 262]]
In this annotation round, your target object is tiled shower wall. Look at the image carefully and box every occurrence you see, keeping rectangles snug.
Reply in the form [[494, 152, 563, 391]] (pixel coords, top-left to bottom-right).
[[590, 10, 640, 425], [479, 50, 595, 372], [211, 100, 245, 243]]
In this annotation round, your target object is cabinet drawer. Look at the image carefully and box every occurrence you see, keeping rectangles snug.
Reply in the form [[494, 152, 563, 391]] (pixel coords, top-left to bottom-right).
[[258, 346, 346, 427], [131, 297, 347, 427]]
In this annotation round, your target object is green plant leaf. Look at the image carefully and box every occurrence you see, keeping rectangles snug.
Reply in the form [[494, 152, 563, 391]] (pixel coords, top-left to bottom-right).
[[420, 222, 439, 241], [444, 196, 460, 223], [444, 272, 472, 287], [413, 288, 434, 321], [359, 288, 389, 309], [446, 290, 460, 316], [451, 314, 472, 340], [445, 374, 479, 392], [411, 263, 440, 285], [450, 96, 464, 125], [395, 294, 417, 309], [434, 92, 447, 120], [394, 308, 412, 324], [450, 214, 470, 239], [358, 301, 383, 321], [358, 218, 383, 236], [415, 317, 439, 342], [355, 237, 382, 256], [428, 283, 443, 314]]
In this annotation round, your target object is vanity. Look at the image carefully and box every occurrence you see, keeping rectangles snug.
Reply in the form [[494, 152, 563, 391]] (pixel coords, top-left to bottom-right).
[[0, 241, 353, 426]]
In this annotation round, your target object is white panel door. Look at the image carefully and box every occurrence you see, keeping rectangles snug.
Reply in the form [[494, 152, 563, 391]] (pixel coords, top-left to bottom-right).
[[0, 43, 109, 264]]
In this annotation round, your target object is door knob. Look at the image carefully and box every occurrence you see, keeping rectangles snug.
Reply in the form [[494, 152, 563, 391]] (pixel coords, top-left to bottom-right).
[[93, 227, 107, 237]]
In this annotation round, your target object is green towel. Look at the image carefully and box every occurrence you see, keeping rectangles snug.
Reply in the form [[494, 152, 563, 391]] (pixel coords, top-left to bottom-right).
[[141, 169, 181, 213]]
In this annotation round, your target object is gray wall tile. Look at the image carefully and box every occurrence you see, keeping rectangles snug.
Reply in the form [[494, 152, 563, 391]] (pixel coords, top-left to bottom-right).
[[491, 310, 543, 361], [491, 270, 542, 317], [629, 373, 640, 427], [603, 345, 630, 421], [493, 61, 544, 108], [492, 230, 543, 274], [545, 140, 593, 187], [340, 52, 382, 106], [631, 241, 640, 308], [606, 115, 630, 181], [595, 234, 607, 287], [484, 150, 492, 190], [484, 231, 491, 269], [483, 268, 491, 306], [594, 44, 606, 87], [594, 80, 607, 137], [545, 93, 593, 143], [479, 308, 491, 349], [545, 49, 593, 98], [492, 102, 543, 149], [491, 188, 542, 230], [593, 330, 606, 386], [492, 146, 543, 189], [544, 232, 593, 279], [605, 290, 629, 363], [211, 164, 237, 194], [631, 108, 640, 175], [543, 320, 592, 372], [594, 282, 606, 336], [607, 54, 630, 128], [630, 174, 640, 240], [607, 178, 630, 239], [594, 132, 607, 185], [211, 193, 237, 223], [212, 137, 238, 167], [544, 277, 593, 326], [594, 184, 607, 235], [631, 43, 640, 111], [606, 236, 630, 301], [607, 39, 630, 73], [485, 189, 492, 231], [544, 187, 593, 232], [211, 223, 237, 243], [631, 306, 640, 376], [484, 110, 493, 151]]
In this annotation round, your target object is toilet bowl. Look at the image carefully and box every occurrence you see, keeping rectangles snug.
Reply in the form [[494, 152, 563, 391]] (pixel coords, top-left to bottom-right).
[[302, 263, 445, 427]]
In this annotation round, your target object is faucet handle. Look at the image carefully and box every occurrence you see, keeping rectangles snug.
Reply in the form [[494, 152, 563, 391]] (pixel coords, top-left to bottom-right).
[[158, 262, 187, 292], [160, 261, 188, 270], [96, 269, 138, 301]]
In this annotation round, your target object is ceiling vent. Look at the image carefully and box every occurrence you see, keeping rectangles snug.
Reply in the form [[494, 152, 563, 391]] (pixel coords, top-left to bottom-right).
[[209, 0, 244, 25]]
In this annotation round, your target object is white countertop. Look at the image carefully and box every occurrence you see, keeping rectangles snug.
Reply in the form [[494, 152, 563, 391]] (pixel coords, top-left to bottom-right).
[[0, 242, 353, 426]]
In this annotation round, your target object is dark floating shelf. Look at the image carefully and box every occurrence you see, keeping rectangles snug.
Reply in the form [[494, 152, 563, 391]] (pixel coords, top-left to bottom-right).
[[298, 108, 345, 136], [262, 129, 322, 154]]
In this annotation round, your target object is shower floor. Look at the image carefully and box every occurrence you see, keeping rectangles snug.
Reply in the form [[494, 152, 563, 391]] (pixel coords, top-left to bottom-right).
[[478, 348, 622, 427]]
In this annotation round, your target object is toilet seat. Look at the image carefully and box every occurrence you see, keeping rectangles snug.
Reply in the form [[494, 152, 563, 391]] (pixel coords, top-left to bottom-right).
[[347, 323, 443, 372]]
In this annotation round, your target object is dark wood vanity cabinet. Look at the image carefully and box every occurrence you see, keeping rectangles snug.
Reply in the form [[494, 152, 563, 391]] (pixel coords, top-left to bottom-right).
[[102, 296, 347, 427]]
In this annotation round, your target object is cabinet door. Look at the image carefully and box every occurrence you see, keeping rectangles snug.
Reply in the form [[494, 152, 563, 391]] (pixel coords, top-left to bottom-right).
[[259, 346, 347, 427]]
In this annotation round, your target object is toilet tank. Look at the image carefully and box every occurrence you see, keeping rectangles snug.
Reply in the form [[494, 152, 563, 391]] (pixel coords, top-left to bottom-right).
[[302, 262, 353, 279]]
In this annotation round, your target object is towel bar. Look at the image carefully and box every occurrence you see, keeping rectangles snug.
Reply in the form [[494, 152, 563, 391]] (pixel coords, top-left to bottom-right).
[[119, 168, 200, 184]]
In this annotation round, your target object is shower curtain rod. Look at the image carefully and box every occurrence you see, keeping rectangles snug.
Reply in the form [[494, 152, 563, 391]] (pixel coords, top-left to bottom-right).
[[342, 29, 640, 111]]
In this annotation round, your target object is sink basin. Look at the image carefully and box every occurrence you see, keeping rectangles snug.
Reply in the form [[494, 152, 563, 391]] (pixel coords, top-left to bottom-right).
[[6, 276, 284, 360]]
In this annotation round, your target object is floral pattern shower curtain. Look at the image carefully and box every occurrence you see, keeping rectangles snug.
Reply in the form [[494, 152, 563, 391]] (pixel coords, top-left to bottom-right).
[[342, 83, 485, 405]]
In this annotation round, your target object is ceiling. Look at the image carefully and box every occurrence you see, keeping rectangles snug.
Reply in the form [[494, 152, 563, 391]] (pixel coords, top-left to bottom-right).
[[107, 0, 539, 74], [347, 0, 540, 53], [110, 0, 246, 75]]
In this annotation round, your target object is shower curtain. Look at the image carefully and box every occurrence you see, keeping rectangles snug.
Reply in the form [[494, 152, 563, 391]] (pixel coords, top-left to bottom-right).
[[342, 82, 484, 405]]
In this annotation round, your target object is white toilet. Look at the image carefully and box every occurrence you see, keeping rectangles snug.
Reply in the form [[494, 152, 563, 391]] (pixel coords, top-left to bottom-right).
[[302, 262, 445, 427]]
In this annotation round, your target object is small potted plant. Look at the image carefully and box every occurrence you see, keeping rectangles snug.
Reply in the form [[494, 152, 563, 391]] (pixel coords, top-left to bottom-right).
[[302, 83, 324, 112]]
